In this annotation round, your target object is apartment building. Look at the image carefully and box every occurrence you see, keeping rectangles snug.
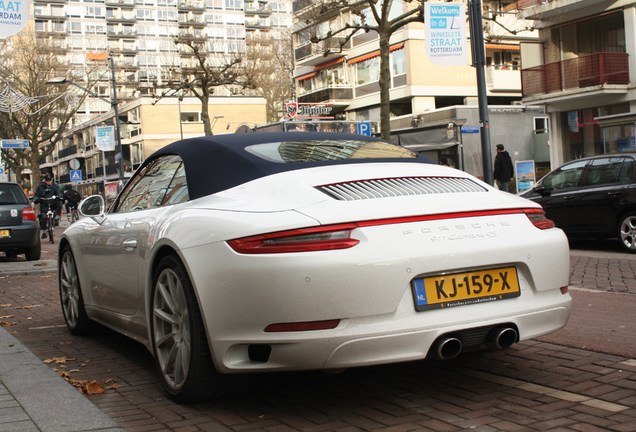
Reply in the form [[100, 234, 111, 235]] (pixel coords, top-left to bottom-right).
[[31, 0, 288, 192], [291, 1, 536, 119], [290, 0, 542, 176], [517, 0, 636, 167]]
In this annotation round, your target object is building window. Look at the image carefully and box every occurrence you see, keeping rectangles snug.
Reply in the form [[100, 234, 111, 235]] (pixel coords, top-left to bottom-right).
[[180, 112, 201, 123], [391, 48, 406, 76], [355, 56, 380, 85]]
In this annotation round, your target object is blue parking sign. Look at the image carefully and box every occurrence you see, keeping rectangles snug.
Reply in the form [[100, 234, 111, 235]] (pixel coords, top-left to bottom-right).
[[357, 122, 372, 136]]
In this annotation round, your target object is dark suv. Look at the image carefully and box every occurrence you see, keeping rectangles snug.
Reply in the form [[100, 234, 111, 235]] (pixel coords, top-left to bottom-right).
[[521, 154, 636, 253], [0, 182, 41, 260]]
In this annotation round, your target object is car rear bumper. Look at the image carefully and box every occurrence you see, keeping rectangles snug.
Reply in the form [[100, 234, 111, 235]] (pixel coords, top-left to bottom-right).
[[0, 223, 39, 251], [212, 301, 570, 372]]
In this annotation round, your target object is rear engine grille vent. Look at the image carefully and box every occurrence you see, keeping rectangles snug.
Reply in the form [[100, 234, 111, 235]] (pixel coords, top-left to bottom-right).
[[317, 177, 487, 201]]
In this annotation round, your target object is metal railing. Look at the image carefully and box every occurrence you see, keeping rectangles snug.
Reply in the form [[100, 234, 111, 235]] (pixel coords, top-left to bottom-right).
[[521, 52, 629, 97]]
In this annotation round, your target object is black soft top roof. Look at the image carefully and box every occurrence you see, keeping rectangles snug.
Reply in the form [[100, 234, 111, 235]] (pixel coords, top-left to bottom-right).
[[145, 132, 429, 200]]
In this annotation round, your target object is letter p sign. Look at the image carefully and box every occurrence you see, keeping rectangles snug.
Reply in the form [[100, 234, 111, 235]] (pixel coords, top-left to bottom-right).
[[357, 122, 372, 136]]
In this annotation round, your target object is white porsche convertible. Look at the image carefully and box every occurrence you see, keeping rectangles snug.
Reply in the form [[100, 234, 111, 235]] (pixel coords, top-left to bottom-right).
[[58, 132, 571, 402]]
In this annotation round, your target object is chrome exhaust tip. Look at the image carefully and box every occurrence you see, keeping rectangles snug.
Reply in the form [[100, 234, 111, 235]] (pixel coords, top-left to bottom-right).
[[435, 336, 463, 360], [487, 327, 518, 350]]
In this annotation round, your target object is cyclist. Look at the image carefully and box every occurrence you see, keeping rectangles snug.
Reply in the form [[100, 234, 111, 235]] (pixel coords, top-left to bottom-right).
[[33, 174, 62, 239], [63, 184, 82, 222]]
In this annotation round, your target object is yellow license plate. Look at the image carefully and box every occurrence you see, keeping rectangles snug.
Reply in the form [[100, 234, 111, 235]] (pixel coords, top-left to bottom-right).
[[412, 266, 520, 311], [0, 229, 10, 238]]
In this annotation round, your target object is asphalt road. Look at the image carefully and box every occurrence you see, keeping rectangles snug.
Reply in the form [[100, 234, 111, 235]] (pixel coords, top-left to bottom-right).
[[1, 232, 635, 431]]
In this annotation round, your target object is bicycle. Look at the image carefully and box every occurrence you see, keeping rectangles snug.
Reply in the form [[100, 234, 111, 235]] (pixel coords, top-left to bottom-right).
[[66, 202, 79, 223], [39, 196, 61, 244]]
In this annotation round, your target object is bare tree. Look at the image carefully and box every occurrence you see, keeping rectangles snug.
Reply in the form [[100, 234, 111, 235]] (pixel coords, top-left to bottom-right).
[[300, 0, 424, 140], [0, 31, 92, 186], [247, 29, 294, 123], [156, 35, 260, 136]]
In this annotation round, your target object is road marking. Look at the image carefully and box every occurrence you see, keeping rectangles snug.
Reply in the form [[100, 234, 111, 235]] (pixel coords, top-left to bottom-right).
[[466, 370, 629, 413], [29, 325, 68, 330]]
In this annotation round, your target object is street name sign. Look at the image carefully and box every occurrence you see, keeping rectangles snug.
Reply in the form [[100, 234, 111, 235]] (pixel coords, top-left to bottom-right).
[[0, 139, 29, 148]]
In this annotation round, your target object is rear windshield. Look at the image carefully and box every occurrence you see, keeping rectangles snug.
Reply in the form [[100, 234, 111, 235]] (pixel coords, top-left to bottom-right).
[[0, 184, 28, 205], [245, 139, 417, 163]]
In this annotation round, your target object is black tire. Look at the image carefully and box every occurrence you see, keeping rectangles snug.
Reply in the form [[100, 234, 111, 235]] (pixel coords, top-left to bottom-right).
[[24, 238, 41, 261], [151, 254, 235, 403], [48, 216, 55, 244], [618, 212, 636, 253], [59, 245, 94, 335]]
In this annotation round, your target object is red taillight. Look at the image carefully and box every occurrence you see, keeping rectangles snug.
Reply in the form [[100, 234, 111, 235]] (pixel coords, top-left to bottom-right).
[[523, 208, 555, 230], [227, 223, 360, 254], [228, 208, 553, 254], [22, 206, 37, 222], [560, 286, 569, 295], [264, 319, 341, 332]]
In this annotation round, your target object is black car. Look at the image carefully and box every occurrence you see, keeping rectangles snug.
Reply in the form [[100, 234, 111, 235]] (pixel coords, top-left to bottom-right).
[[521, 154, 636, 252], [0, 182, 41, 260]]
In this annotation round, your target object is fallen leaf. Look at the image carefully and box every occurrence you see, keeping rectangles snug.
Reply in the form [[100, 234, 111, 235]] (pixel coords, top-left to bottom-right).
[[15, 305, 42, 310], [0, 315, 14, 319], [0, 321, 17, 327], [44, 356, 75, 364], [0, 304, 11, 308], [85, 380, 105, 395]]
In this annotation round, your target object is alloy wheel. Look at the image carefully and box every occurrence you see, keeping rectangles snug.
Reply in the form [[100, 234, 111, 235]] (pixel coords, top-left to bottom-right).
[[152, 267, 191, 391]]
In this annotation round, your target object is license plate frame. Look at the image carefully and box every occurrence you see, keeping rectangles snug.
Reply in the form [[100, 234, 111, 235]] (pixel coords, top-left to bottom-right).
[[0, 229, 10, 238], [412, 266, 520, 311]]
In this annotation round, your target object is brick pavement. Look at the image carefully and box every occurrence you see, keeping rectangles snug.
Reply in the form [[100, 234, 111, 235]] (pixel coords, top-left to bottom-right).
[[1, 239, 636, 431]]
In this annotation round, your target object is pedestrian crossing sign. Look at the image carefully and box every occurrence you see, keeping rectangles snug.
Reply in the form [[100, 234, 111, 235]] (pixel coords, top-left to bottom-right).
[[70, 169, 82, 182]]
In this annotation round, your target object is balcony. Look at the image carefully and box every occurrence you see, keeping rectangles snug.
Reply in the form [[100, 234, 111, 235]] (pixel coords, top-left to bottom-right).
[[298, 83, 353, 105], [295, 38, 352, 67], [516, 0, 606, 19], [486, 66, 521, 92], [245, 17, 271, 29], [106, 13, 137, 23], [105, 0, 135, 7], [107, 30, 137, 38], [521, 52, 629, 97], [245, 3, 271, 16], [178, 0, 205, 11], [34, 11, 67, 19], [58, 145, 78, 159]]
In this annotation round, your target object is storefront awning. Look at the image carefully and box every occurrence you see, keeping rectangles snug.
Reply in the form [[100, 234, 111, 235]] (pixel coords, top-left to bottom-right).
[[485, 44, 520, 51], [314, 57, 345, 71], [347, 42, 405, 65], [296, 71, 316, 81]]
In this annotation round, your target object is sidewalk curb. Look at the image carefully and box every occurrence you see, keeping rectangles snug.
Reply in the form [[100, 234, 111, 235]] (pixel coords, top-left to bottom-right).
[[0, 259, 57, 277], [0, 327, 124, 432]]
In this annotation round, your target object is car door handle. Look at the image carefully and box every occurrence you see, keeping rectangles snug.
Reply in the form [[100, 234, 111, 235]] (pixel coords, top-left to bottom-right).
[[561, 195, 574, 200], [608, 192, 620, 197], [122, 239, 137, 250]]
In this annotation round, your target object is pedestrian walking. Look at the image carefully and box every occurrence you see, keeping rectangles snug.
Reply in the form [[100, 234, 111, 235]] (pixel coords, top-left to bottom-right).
[[493, 144, 514, 192]]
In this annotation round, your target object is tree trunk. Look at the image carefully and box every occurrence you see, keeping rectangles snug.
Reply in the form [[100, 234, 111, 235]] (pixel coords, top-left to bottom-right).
[[378, 35, 392, 141]]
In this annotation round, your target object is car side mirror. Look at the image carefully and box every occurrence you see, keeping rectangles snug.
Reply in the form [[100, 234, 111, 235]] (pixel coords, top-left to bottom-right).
[[533, 185, 552, 197], [79, 195, 106, 224]]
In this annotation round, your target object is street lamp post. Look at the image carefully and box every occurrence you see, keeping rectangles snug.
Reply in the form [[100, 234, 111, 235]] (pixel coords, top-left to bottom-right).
[[108, 54, 125, 182], [46, 54, 125, 183]]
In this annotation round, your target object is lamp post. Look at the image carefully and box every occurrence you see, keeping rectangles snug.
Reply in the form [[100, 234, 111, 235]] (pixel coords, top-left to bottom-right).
[[46, 56, 125, 183]]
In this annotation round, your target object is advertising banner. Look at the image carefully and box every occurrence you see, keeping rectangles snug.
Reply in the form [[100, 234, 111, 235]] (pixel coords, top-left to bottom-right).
[[515, 160, 536, 193], [95, 126, 116, 152], [425, 3, 468, 67], [0, 0, 30, 38]]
